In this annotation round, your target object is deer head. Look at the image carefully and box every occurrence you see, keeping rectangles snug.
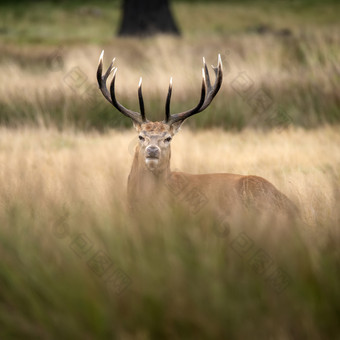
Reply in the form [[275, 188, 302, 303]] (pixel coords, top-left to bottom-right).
[[97, 51, 223, 173]]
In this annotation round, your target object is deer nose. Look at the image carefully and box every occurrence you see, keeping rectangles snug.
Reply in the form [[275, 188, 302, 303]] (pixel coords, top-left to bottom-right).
[[145, 145, 160, 159]]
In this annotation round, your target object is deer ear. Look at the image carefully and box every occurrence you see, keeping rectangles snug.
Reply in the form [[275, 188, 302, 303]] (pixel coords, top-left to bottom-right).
[[170, 120, 185, 135], [133, 121, 142, 131]]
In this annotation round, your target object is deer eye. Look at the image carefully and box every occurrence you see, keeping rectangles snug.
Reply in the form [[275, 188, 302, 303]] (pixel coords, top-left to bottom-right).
[[164, 137, 172, 143], [139, 136, 145, 142]]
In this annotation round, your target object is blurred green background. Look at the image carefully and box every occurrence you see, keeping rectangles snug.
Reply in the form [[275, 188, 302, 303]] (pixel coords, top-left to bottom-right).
[[0, 0, 339, 130]]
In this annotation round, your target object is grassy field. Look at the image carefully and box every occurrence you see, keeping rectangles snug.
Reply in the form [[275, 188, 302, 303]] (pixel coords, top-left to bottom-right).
[[0, 0, 340, 339], [0, 0, 339, 129], [0, 126, 340, 338]]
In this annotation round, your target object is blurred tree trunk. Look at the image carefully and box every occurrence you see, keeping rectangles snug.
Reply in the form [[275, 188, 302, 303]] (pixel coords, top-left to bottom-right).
[[118, 0, 180, 37]]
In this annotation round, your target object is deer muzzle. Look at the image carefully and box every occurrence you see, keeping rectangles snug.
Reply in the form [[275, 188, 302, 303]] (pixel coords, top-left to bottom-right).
[[145, 145, 160, 159]]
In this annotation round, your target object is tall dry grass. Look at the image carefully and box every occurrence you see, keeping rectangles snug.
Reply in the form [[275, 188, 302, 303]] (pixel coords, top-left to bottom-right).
[[0, 125, 339, 338], [0, 125, 338, 218], [1, 2, 340, 338]]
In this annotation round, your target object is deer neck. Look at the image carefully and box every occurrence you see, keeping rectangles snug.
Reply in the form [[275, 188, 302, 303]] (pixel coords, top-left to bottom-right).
[[128, 146, 171, 207]]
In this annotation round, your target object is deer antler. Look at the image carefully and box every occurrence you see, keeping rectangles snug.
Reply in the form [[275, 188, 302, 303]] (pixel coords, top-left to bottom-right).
[[164, 54, 223, 125], [97, 50, 147, 124]]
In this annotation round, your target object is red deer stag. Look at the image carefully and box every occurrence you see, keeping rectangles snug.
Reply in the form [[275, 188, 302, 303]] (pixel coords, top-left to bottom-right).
[[97, 51, 297, 219]]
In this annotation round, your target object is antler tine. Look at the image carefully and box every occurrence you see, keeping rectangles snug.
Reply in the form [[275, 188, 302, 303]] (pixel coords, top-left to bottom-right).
[[199, 53, 223, 111], [96, 50, 146, 124], [97, 50, 115, 104], [165, 54, 223, 125], [202, 57, 211, 89], [138, 77, 146, 122], [165, 69, 206, 124], [165, 77, 173, 123]]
